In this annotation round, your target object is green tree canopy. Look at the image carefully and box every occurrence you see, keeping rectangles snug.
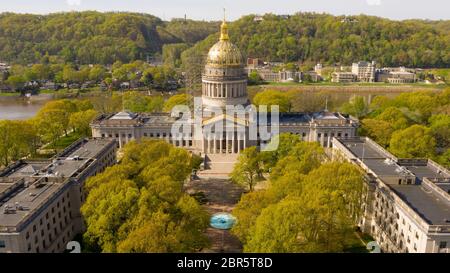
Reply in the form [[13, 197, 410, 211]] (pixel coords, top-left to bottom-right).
[[390, 125, 437, 158]]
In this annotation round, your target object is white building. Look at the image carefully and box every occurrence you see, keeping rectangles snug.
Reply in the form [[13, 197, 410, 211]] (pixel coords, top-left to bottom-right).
[[0, 138, 117, 253], [332, 137, 450, 253], [352, 61, 376, 82]]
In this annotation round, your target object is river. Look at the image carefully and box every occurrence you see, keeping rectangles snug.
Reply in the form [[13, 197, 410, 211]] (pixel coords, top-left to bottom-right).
[[0, 95, 53, 120]]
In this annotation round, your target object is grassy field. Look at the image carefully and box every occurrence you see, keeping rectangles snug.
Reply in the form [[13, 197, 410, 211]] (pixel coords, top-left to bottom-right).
[[46, 132, 83, 150], [263, 81, 447, 89], [0, 92, 21, 97]]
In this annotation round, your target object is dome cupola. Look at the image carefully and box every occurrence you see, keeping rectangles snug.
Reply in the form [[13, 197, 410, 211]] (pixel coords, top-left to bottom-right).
[[206, 12, 243, 67]]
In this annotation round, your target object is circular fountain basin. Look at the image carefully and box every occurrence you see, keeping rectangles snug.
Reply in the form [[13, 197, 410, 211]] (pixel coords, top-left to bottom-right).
[[210, 213, 237, 230]]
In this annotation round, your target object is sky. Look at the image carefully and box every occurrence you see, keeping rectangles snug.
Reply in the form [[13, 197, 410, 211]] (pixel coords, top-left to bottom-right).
[[0, 0, 449, 21]]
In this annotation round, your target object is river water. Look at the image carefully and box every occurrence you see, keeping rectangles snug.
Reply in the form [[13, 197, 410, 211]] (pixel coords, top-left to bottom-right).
[[0, 95, 52, 120]]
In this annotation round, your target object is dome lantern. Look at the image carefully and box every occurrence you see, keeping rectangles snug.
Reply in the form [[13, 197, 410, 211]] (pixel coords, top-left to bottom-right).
[[206, 10, 243, 67]]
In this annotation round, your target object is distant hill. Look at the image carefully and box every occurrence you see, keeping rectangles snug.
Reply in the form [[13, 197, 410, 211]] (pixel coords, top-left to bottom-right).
[[0, 11, 219, 65], [0, 11, 448, 68], [182, 13, 450, 68]]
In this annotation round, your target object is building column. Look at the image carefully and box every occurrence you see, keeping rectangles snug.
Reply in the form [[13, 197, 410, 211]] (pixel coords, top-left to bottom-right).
[[327, 134, 331, 148], [237, 133, 241, 152], [228, 132, 232, 154], [220, 134, 223, 154], [232, 132, 235, 153], [243, 132, 247, 150], [210, 135, 213, 153]]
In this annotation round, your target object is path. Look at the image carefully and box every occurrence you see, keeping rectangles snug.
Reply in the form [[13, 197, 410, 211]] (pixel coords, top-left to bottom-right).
[[185, 177, 246, 253]]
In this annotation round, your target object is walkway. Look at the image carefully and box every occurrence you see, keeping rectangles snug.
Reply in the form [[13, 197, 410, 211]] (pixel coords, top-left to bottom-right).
[[184, 177, 245, 253]]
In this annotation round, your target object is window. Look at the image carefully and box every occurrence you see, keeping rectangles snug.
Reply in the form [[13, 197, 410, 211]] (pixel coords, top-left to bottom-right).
[[0, 240, 5, 248], [33, 225, 37, 232], [439, 241, 447, 249]]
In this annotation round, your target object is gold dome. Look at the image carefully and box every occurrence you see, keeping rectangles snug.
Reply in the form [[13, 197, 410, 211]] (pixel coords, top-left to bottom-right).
[[206, 17, 243, 67]]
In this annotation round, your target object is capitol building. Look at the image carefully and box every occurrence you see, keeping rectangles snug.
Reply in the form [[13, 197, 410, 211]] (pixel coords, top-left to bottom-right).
[[91, 17, 358, 172]]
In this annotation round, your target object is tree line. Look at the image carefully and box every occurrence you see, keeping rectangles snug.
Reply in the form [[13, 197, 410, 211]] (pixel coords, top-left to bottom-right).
[[0, 12, 218, 65], [346, 89, 450, 167], [1, 12, 447, 69], [1, 61, 180, 92], [183, 13, 449, 68], [248, 88, 449, 167]]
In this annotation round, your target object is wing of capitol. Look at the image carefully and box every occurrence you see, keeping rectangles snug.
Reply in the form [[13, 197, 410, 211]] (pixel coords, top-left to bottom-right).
[[0, 14, 448, 253]]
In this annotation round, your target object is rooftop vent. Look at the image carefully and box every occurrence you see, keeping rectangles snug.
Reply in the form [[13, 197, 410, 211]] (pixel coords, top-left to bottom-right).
[[384, 158, 394, 165], [3, 204, 16, 214]]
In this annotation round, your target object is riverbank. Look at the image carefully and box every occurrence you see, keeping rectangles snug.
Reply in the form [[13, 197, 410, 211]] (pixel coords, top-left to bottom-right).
[[258, 82, 446, 93]]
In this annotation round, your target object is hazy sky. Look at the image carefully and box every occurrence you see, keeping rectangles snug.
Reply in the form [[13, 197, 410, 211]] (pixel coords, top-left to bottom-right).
[[1, 0, 449, 21]]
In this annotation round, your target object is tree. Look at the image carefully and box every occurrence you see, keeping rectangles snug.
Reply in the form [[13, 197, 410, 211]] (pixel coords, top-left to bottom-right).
[[0, 120, 40, 167], [81, 140, 210, 252], [5, 75, 26, 91], [241, 162, 365, 253], [89, 65, 106, 82], [269, 141, 325, 181], [340, 96, 368, 118], [69, 109, 98, 136], [34, 100, 78, 149], [231, 190, 274, 244], [253, 90, 292, 112], [259, 133, 303, 171], [376, 107, 410, 130], [390, 125, 437, 158], [231, 147, 264, 192], [163, 93, 191, 112], [360, 119, 394, 147], [428, 114, 450, 150], [248, 71, 264, 85]]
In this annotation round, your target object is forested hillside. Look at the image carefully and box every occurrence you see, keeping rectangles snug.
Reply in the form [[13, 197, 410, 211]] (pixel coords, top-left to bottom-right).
[[183, 13, 450, 68], [0, 11, 449, 67], [0, 12, 218, 64]]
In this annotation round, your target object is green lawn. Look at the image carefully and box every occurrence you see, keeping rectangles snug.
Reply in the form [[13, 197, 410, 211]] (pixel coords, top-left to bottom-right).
[[47, 132, 84, 150], [263, 81, 447, 88], [0, 92, 20, 97]]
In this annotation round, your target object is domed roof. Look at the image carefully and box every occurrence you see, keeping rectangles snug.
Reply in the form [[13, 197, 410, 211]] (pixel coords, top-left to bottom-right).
[[206, 19, 243, 67]]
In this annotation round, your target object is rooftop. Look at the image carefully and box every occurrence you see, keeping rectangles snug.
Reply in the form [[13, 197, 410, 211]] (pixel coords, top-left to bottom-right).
[[0, 138, 115, 231], [335, 137, 450, 227], [391, 184, 450, 225]]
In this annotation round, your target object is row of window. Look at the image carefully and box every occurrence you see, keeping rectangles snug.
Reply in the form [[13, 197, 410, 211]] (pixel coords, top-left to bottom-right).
[[25, 192, 72, 252]]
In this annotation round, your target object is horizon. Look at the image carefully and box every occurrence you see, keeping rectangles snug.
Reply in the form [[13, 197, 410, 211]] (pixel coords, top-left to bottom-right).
[[0, 0, 449, 21]]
